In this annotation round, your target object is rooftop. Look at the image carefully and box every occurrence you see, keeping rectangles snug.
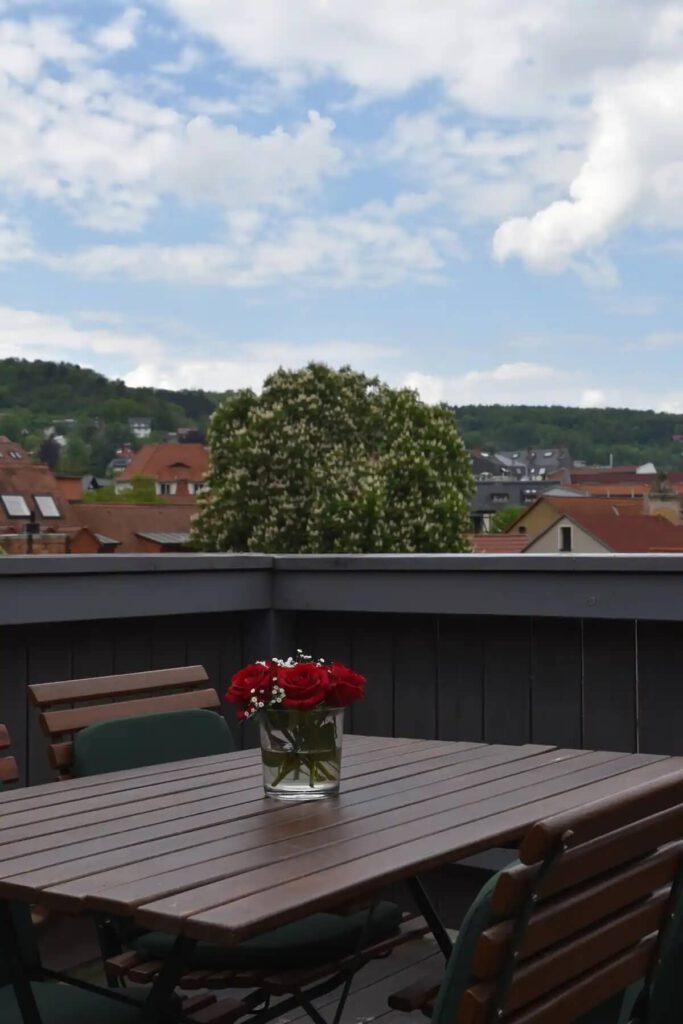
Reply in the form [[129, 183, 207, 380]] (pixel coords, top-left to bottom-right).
[[118, 443, 209, 482]]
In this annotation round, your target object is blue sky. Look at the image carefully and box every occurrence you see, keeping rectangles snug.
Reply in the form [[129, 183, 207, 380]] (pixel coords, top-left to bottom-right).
[[1, 1, 683, 410]]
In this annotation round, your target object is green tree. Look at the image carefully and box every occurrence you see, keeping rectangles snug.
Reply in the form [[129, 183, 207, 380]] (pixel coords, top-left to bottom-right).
[[193, 363, 474, 553], [60, 436, 90, 474], [490, 505, 525, 533], [38, 437, 61, 471], [83, 475, 163, 503]]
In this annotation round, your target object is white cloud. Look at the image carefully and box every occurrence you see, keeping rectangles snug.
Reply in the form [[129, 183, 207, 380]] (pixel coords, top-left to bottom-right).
[[493, 62, 683, 273], [94, 7, 143, 53], [0, 18, 342, 232], [124, 340, 398, 390], [403, 362, 683, 412], [0, 305, 164, 363], [159, 1, 675, 115], [48, 197, 460, 287]]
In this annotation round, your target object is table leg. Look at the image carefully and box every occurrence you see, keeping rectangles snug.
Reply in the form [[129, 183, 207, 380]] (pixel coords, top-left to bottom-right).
[[406, 876, 454, 960], [143, 934, 197, 1022], [0, 901, 44, 1024]]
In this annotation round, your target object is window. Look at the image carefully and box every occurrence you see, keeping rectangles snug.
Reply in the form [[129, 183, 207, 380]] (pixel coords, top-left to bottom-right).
[[34, 495, 61, 518], [522, 488, 537, 502], [491, 492, 509, 503], [9, 451, 22, 460], [1, 494, 30, 517], [559, 525, 572, 552], [544, 450, 554, 457], [157, 482, 177, 496]]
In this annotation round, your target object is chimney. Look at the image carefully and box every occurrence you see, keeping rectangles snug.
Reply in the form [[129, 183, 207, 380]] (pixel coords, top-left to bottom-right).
[[645, 474, 683, 524]]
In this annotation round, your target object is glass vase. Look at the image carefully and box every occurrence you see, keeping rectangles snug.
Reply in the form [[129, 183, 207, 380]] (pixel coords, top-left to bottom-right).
[[259, 707, 344, 801]]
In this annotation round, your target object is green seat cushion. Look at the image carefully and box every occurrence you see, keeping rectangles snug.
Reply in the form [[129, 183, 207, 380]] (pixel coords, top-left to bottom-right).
[[73, 709, 235, 777], [0, 982, 150, 1023], [132, 901, 402, 971]]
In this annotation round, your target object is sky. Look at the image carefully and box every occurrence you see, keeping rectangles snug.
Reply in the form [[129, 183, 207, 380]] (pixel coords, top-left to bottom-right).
[[1, 1, 683, 411]]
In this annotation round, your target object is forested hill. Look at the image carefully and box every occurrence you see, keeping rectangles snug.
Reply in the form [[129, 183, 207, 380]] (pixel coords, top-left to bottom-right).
[[1, 358, 682, 474], [0, 358, 229, 475], [456, 404, 683, 470]]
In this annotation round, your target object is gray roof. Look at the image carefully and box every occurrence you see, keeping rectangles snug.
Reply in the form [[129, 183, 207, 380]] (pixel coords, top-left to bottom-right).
[[95, 533, 121, 546], [136, 531, 190, 545]]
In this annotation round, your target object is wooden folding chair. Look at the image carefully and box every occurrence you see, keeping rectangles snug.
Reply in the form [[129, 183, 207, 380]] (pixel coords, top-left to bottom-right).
[[28, 666, 223, 779], [389, 769, 683, 1024]]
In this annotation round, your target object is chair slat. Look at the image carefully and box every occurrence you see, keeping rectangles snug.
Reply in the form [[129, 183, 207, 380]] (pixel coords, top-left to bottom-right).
[[520, 770, 683, 864], [28, 666, 209, 709], [497, 938, 655, 1024], [466, 892, 667, 1023], [41, 689, 220, 738], [0, 756, 18, 784], [0, 724, 9, 750], [492, 801, 683, 915], [476, 843, 682, 978]]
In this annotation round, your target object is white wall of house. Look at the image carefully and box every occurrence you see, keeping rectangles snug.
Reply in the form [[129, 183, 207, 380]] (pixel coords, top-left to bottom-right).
[[524, 516, 608, 553]]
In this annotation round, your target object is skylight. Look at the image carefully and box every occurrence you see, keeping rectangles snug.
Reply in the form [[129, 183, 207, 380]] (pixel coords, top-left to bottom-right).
[[34, 495, 61, 518], [1, 495, 30, 517]]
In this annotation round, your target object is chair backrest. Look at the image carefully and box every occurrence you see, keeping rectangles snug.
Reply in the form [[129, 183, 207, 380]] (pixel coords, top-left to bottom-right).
[[0, 724, 41, 987], [0, 724, 18, 785], [28, 665, 220, 778], [435, 769, 683, 1024]]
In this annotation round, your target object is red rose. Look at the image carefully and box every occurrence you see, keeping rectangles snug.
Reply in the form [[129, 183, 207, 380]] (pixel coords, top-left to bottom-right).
[[226, 662, 275, 714], [278, 663, 330, 710], [326, 663, 366, 707]]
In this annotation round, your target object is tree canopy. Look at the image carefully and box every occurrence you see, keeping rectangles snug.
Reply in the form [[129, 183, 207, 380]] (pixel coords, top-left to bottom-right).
[[456, 404, 683, 470], [193, 363, 474, 553]]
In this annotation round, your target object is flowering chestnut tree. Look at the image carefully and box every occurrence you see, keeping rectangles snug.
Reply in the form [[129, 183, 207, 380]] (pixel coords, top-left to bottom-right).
[[193, 363, 474, 553]]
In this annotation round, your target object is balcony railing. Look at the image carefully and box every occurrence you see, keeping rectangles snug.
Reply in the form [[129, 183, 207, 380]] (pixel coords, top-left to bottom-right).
[[2, 552, 683, 785]]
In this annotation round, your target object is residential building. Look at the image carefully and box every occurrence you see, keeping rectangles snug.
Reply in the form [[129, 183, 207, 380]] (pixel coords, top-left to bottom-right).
[[128, 416, 152, 439], [505, 495, 645, 541], [470, 480, 563, 532], [108, 444, 135, 475], [469, 533, 529, 553], [524, 511, 683, 553], [114, 443, 209, 499], [75, 503, 195, 553]]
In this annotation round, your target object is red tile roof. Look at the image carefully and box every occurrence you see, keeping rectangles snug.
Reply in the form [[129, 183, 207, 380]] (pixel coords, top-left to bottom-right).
[[470, 534, 529, 553], [74, 503, 196, 553], [118, 443, 208, 483], [562, 511, 683, 552], [0, 463, 80, 532], [544, 496, 645, 517]]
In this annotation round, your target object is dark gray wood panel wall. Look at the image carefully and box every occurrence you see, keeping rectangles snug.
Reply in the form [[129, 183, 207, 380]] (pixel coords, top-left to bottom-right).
[[293, 611, 673, 758], [2, 607, 681, 785], [0, 612, 246, 785]]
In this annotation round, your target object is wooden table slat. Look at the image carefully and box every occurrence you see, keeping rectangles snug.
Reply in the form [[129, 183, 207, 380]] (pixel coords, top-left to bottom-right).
[[4, 747, 582, 901], [0, 735, 679, 956], [78, 754, 668, 920]]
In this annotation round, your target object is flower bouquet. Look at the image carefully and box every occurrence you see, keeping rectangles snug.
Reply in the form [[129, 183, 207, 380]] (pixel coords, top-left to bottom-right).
[[227, 651, 366, 800]]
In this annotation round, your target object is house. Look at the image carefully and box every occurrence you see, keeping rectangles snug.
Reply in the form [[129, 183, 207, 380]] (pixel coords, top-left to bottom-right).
[[505, 494, 646, 540], [108, 444, 135, 475], [128, 416, 152, 439], [54, 475, 109, 502], [470, 479, 560, 532], [524, 510, 683, 553], [75, 503, 195, 553], [469, 533, 529, 553], [492, 447, 572, 482], [0, 439, 106, 554], [114, 443, 209, 499]]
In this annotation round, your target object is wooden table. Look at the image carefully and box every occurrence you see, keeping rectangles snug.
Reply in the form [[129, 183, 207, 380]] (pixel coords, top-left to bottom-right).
[[0, 734, 681, 947]]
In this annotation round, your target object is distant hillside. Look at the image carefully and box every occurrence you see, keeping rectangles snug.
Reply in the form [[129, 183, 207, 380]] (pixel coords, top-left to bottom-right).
[[0, 358, 228, 476], [456, 405, 683, 471], [2, 358, 682, 476]]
